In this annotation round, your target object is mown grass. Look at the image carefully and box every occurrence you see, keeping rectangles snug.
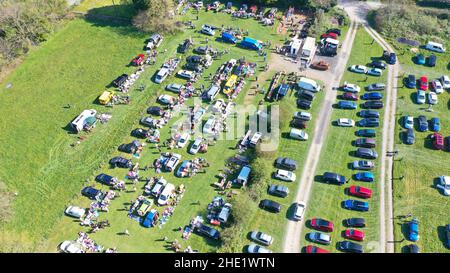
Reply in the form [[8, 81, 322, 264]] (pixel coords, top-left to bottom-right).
[[301, 27, 387, 252], [390, 38, 450, 253]]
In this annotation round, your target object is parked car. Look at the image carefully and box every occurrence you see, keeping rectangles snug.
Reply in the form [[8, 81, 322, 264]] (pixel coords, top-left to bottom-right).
[[177, 133, 190, 148], [416, 54, 425, 65], [419, 76, 428, 90], [427, 54, 436, 67], [355, 138, 376, 148], [338, 101, 358, 109], [344, 229, 365, 241], [350, 65, 368, 74], [416, 90, 426, 104], [247, 243, 272, 253], [337, 118, 355, 127], [406, 244, 420, 253], [177, 70, 196, 80], [356, 129, 376, 137], [342, 92, 359, 101], [355, 148, 378, 159], [113, 74, 128, 87], [338, 241, 364, 253], [166, 83, 184, 93], [388, 52, 397, 65], [370, 60, 386, 69], [408, 218, 420, 242], [294, 111, 312, 121], [404, 128, 415, 145], [289, 128, 309, 140], [431, 132, 445, 150], [110, 156, 132, 168], [440, 75, 450, 89], [304, 245, 329, 253], [65, 206, 86, 218], [310, 60, 330, 71], [417, 115, 428, 132], [196, 223, 220, 240], [344, 199, 369, 211], [291, 118, 307, 129], [268, 184, 290, 198], [363, 100, 384, 109], [274, 169, 296, 182], [367, 83, 386, 91], [349, 185, 372, 199], [430, 117, 441, 132], [189, 137, 203, 155], [355, 172, 375, 182], [311, 218, 334, 232], [437, 175, 450, 196], [250, 231, 274, 246], [431, 80, 444, 94], [327, 28, 342, 36], [118, 140, 140, 154], [259, 199, 281, 213], [59, 241, 84, 253], [164, 154, 181, 172], [342, 82, 361, 93], [95, 173, 115, 186], [147, 106, 164, 116], [81, 186, 103, 200], [201, 24, 216, 36], [322, 172, 347, 185], [405, 74, 416, 89], [446, 224, 450, 248], [275, 157, 298, 171], [345, 218, 366, 228], [367, 68, 382, 76], [361, 92, 383, 100], [359, 110, 379, 118], [297, 99, 312, 109], [352, 160, 375, 170], [308, 232, 331, 245], [179, 39, 193, 53], [403, 116, 414, 129], [428, 92, 438, 105], [359, 118, 380, 127], [158, 94, 176, 105], [293, 201, 306, 221]]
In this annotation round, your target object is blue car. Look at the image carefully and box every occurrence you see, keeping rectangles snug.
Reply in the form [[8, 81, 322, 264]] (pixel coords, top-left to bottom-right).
[[338, 101, 358, 109], [359, 118, 380, 127], [356, 129, 376, 137], [142, 209, 159, 228], [361, 92, 383, 100], [430, 117, 441, 132], [344, 199, 369, 212], [405, 74, 416, 89], [81, 186, 103, 200], [355, 172, 375, 182], [367, 68, 382, 76], [222, 32, 238, 44], [416, 54, 425, 65], [388, 52, 396, 65], [408, 218, 420, 242], [95, 173, 115, 186]]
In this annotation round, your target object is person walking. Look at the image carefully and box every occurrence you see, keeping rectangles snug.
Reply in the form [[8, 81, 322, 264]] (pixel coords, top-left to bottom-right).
[[124, 229, 130, 236]]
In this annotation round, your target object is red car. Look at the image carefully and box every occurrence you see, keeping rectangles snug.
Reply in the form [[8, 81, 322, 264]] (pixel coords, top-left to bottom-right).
[[310, 218, 334, 232], [349, 186, 372, 199], [344, 229, 365, 241], [431, 132, 444, 150], [132, 54, 146, 66], [305, 245, 329, 253], [321, 32, 338, 40], [342, 92, 359, 101], [419, 76, 428, 91]]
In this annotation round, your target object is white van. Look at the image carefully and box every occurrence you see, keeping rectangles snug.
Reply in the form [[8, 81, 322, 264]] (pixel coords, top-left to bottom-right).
[[290, 128, 308, 140], [249, 132, 262, 148], [157, 183, 175, 206], [203, 116, 216, 135], [155, 68, 169, 84], [205, 84, 221, 101], [164, 154, 181, 172], [71, 109, 97, 133], [297, 77, 321, 93], [425, 41, 446, 53], [218, 203, 232, 223]]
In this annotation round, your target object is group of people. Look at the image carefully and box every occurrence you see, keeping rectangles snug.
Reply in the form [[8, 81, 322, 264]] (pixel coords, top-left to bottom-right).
[[119, 66, 146, 93], [77, 232, 103, 253]]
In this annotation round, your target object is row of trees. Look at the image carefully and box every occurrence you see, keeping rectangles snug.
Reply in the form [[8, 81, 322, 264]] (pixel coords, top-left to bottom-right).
[[0, 0, 68, 68]]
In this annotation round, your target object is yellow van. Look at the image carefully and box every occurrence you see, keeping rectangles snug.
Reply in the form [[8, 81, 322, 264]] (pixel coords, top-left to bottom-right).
[[99, 91, 115, 105], [223, 75, 238, 95]]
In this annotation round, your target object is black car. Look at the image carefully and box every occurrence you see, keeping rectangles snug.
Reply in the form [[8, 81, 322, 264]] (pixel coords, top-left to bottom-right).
[[370, 60, 387, 69], [118, 140, 140, 154], [110, 156, 132, 168], [327, 28, 341, 36], [363, 100, 384, 109], [259, 199, 281, 213], [355, 138, 376, 148], [359, 118, 380, 127], [179, 39, 193, 54], [427, 54, 436, 67], [147, 106, 164, 116], [196, 224, 220, 240], [405, 244, 420, 253], [445, 224, 450, 249], [404, 128, 415, 145], [359, 110, 379, 118], [417, 115, 428, 132], [113, 74, 128, 87], [322, 172, 347, 185], [95, 173, 115, 186], [338, 241, 364, 253], [297, 99, 312, 109], [355, 148, 378, 159], [186, 55, 203, 64], [184, 62, 204, 73], [194, 46, 211, 55], [298, 90, 315, 101], [81, 186, 104, 200], [268, 185, 289, 198], [345, 217, 366, 227], [291, 118, 307, 129], [275, 157, 298, 171], [356, 129, 376, 137], [388, 52, 396, 65], [131, 128, 149, 139]]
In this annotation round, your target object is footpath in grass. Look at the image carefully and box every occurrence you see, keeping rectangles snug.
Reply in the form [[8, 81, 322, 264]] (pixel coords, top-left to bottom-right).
[[301, 27, 387, 252], [390, 39, 450, 253], [39, 9, 285, 253]]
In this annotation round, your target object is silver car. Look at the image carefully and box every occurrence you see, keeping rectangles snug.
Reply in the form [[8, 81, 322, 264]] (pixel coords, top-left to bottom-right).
[[250, 231, 274, 246], [247, 243, 273, 253]]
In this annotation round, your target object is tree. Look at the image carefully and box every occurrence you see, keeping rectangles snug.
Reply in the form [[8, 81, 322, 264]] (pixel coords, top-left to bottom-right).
[[132, 0, 180, 34]]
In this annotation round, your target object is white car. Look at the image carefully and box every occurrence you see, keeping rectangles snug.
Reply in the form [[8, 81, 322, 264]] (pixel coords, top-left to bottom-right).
[[432, 80, 444, 94], [164, 154, 182, 172], [189, 137, 203, 154], [247, 243, 273, 253], [294, 111, 312, 121], [293, 201, 306, 221], [177, 70, 196, 80], [437, 175, 450, 196], [250, 231, 274, 246], [342, 82, 361, 93], [289, 128, 308, 140], [158, 94, 176, 105], [151, 177, 167, 197], [65, 206, 86, 219], [441, 75, 450, 89], [203, 116, 216, 135], [416, 90, 426, 104], [428, 92, 438, 105], [177, 133, 190, 148], [166, 83, 184, 93], [59, 241, 84, 253], [337, 118, 355, 127], [350, 65, 368, 74], [274, 169, 296, 182], [201, 25, 216, 36]]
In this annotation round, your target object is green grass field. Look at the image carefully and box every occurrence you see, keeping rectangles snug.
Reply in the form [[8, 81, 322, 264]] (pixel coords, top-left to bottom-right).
[[389, 39, 450, 253], [300, 27, 387, 252]]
